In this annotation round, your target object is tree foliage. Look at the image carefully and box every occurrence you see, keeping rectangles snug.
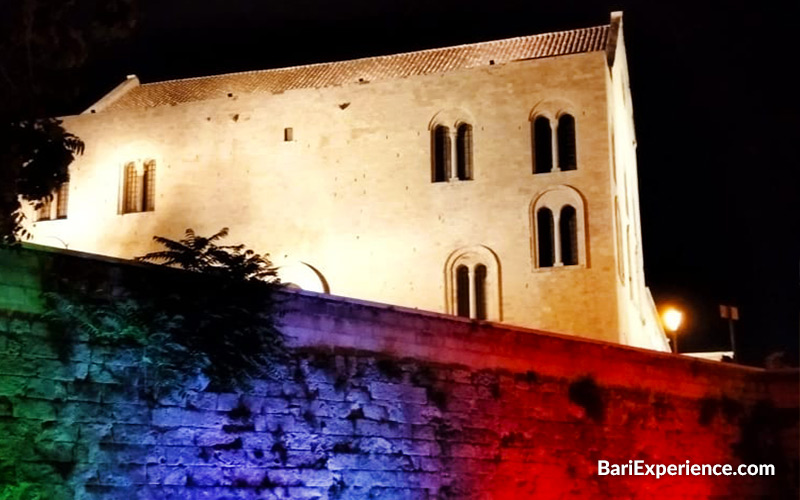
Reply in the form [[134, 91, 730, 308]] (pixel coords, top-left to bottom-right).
[[136, 227, 278, 282], [0, 119, 84, 245], [46, 228, 286, 400]]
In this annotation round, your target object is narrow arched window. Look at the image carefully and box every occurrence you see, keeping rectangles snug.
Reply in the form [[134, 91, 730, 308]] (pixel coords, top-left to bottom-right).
[[560, 205, 578, 265], [533, 117, 552, 174], [432, 125, 450, 182], [474, 264, 487, 320], [123, 162, 138, 213], [537, 208, 555, 267], [56, 182, 69, 219], [142, 160, 156, 212], [456, 265, 470, 317], [456, 123, 473, 180], [558, 114, 576, 171]]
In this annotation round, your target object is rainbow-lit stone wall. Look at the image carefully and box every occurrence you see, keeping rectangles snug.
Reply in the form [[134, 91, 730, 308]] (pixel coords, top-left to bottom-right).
[[0, 245, 797, 499]]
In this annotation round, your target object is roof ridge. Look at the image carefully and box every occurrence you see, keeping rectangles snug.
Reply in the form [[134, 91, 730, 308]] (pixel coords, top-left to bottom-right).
[[99, 22, 611, 111], [139, 23, 610, 87]]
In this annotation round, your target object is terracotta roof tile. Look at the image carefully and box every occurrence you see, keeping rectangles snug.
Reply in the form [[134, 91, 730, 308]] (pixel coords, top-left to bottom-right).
[[106, 24, 609, 111]]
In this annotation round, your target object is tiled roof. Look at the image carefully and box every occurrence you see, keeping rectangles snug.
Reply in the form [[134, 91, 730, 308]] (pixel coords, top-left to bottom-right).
[[105, 24, 609, 111]]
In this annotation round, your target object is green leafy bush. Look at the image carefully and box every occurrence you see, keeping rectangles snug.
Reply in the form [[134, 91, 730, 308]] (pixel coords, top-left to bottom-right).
[[45, 228, 286, 400]]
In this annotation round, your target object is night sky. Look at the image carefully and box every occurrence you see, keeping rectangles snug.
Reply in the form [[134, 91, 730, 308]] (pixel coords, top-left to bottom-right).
[[9, 0, 800, 365]]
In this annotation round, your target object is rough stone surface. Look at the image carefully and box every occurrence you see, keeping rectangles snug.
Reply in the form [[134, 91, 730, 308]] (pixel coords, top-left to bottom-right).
[[0, 247, 797, 499]]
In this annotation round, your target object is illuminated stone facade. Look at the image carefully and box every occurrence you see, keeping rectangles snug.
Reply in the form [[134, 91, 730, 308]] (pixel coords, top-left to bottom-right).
[[30, 12, 668, 350]]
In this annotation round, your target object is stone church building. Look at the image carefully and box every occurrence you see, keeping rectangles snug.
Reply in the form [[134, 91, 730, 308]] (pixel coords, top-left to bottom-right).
[[30, 12, 669, 351]]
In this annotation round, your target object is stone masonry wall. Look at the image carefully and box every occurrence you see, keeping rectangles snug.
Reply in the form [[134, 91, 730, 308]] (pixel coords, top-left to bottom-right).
[[0, 245, 797, 499], [41, 48, 627, 344]]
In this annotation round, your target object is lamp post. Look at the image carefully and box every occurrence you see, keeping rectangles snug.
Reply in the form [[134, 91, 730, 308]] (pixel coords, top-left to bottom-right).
[[719, 305, 739, 362], [662, 307, 684, 354]]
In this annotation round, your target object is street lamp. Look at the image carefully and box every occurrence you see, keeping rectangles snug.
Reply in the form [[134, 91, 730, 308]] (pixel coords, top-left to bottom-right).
[[719, 304, 739, 362], [662, 307, 684, 354]]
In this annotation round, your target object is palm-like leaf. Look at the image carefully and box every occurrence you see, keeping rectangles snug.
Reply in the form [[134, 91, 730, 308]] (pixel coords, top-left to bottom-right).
[[136, 227, 278, 283]]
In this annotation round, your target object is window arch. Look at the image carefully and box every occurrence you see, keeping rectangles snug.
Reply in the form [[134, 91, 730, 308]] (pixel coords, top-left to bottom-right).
[[456, 265, 470, 317], [432, 125, 450, 182], [456, 123, 473, 180], [531, 185, 587, 268], [559, 205, 578, 265], [121, 159, 156, 214], [142, 160, 156, 211], [55, 182, 69, 219], [532, 117, 552, 174], [34, 181, 69, 222], [529, 103, 578, 173], [445, 245, 501, 321], [536, 208, 554, 267], [122, 162, 138, 213], [429, 109, 475, 183], [275, 261, 330, 293], [557, 114, 577, 171], [474, 264, 487, 320]]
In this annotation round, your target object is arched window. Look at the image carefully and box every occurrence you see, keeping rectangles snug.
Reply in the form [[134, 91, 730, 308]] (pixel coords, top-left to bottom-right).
[[56, 182, 69, 219], [432, 125, 450, 182], [455, 263, 489, 319], [445, 246, 501, 321], [456, 123, 473, 180], [533, 116, 552, 174], [456, 265, 470, 317], [537, 208, 555, 267], [34, 182, 70, 221], [530, 103, 578, 173], [142, 160, 156, 212], [430, 109, 475, 183], [121, 160, 157, 214], [474, 264, 487, 320], [122, 162, 138, 213], [531, 186, 587, 268], [557, 114, 577, 171], [276, 261, 330, 293], [559, 205, 578, 265]]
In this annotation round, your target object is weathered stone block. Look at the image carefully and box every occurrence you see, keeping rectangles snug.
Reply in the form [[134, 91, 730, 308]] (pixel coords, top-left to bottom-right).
[[25, 378, 67, 400], [13, 398, 57, 420], [0, 356, 37, 377], [368, 383, 427, 404], [186, 392, 217, 411], [40, 359, 89, 381]]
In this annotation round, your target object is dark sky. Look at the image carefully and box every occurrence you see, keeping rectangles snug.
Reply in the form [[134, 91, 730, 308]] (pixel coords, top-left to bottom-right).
[[19, 0, 800, 364]]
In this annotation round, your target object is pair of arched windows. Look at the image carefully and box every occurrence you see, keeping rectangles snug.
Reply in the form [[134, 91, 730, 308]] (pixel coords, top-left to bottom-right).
[[533, 186, 585, 268], [121, 160, 156, 214], [446, 246, 500, 321], [432, 123, 473, 182], [532, 114, 577, 174], [536, 205, 578, 267], [455, 263, 487, 320], [34, 182, 70, 222]]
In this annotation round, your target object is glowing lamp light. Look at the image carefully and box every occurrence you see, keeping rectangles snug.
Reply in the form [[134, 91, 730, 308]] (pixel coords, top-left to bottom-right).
[[662, 308, 683, 332]]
